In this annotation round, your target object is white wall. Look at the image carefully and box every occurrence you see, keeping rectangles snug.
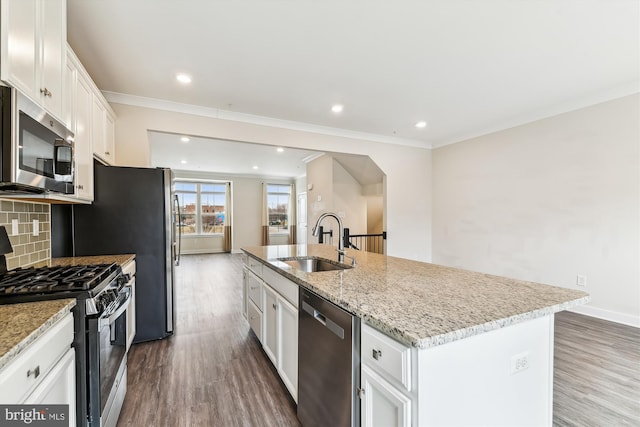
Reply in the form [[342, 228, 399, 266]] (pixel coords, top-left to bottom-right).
[[111, 103, 432, 261], [432, 94, 640, 326], [306, 155, 368, 246], [332, 159, 367, 236]]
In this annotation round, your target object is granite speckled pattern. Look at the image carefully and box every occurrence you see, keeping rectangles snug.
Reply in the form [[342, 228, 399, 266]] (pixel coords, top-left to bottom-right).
[[242, 244, 590, 349], [0, 299, 76, 370], [47, 254, 135, 268]]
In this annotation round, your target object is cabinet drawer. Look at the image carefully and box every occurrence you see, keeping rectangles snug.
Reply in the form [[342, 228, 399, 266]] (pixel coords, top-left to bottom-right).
[[245, 256, 263, 276], [262, 266, 298, 308], [0, 313, 74, 403], [247, 300, 262, 342], [247, 271, 263, 307], [362, 323, 412, 391]]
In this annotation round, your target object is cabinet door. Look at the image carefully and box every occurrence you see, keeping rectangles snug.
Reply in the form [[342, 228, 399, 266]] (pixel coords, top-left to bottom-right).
[[92, 95, 106, 162], [247, 300, 262, 342], [74, 73, 94, 201], [278, 296, 298, 402], [126, 277, 136, 351], [24, 348, 76, 426], [0, 0, 38, 96], [361, 364, 411, 427], [39, 0, 65, 120], [262, 285, 278, 366], [242, 269, 248, 320], [104, 112, 116, 164]]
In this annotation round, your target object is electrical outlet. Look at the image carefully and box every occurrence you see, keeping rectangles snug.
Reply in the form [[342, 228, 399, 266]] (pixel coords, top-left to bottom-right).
[[576, 274, 587, 288], [32, 219, 39, 236], [11, 219, 18, 235], [510, 351, 530, 374]]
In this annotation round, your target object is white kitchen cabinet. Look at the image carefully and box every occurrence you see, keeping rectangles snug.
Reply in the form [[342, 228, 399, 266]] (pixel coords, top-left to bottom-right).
[[92, 94, 116, 165], [66, 47, 93, 202], [262, 284, 278, 365], [0, 312, 75, 424], [247, 300, 262, 342], [122, 259, 137, 352], [361, 364, 411, 427], [260, 280, 298, 402], [104, 111, 116, 164], [0, 0, 66, 121], [277, 295, 298, 401], [24, 348, 76, 426], [242, 268, 249, 320], [241, 257, 298, 401]]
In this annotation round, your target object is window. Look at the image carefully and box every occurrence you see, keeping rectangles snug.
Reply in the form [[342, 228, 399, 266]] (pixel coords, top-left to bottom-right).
[[175, 181, 227, 235], [267, 184, 291, 234]]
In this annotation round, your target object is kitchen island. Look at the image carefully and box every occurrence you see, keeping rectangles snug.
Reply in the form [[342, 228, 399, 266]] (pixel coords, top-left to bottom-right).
[[242, 244, 589, 426]]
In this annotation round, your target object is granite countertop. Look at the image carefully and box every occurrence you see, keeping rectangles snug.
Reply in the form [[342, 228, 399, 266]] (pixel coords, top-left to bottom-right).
[[48, 254, 136, 268], [242, 244, 590, 349], [0, 254, 134, 370], [0, 299, 76, 370]]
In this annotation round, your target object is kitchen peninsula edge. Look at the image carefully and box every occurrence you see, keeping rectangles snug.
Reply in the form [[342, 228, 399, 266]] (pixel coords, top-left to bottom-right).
[[242, 244, 590, 426], [241, 244, 589, 349]]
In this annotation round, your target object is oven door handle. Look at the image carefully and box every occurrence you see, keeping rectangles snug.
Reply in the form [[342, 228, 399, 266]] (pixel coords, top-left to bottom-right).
[[99, 287, 132, 329]]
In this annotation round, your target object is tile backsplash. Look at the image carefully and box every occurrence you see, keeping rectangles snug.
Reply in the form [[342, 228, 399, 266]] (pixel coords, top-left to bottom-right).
[[0, 199, 50, 269]]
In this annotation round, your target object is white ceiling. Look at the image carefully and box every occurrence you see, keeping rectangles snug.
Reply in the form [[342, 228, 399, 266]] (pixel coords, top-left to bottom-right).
[[67, 0, 638, 150], [148, 131, 318, 177]]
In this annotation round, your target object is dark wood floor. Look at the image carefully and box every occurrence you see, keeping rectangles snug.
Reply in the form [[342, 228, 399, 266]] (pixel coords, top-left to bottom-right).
[[117, 253, 640, 427], [117, 254, 299, 427]]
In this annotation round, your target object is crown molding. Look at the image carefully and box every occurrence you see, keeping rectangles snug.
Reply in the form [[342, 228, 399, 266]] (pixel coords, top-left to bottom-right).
[[102, 91, 431, 149]]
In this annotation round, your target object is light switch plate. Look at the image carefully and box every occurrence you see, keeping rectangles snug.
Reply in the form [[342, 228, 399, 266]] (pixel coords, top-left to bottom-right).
[[11, 219, 18, 235]]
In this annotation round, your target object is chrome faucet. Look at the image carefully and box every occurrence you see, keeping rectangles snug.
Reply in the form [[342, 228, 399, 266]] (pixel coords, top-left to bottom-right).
[[312, 212, 346, 263]]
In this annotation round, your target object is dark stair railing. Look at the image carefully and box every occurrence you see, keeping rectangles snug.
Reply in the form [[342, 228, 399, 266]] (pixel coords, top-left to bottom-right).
[[344, 228, 386, 254]]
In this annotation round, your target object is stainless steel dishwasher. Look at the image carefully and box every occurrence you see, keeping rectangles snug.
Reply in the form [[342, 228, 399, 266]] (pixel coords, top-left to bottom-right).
[[298, 288, 360, 427]]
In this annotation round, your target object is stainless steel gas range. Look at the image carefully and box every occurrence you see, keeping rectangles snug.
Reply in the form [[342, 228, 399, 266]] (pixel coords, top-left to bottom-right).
[[0, 263, 132, 427]]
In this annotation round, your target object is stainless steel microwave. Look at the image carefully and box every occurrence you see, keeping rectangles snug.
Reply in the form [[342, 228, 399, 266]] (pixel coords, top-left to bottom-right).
[[0, 85, 74, 194]]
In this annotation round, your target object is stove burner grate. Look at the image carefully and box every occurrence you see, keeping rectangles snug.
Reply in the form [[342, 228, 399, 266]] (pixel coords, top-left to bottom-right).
[[0, 263, 120, 297]]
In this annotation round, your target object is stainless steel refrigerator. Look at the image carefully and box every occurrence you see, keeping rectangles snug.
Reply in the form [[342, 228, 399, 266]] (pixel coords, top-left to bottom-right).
[[72, 164, 180, 343]]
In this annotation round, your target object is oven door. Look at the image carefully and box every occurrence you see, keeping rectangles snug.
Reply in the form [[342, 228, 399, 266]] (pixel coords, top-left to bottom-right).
[[87, 286, 131, 426]]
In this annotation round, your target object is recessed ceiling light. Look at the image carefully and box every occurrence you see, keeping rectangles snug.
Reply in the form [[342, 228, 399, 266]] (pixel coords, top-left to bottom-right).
[[176, 73, 192, 84], [252, 165, 259, 170], [331, 104, 344, 113], [180, 137, 190, 143], [181, 160, 187, 164], [415, 121, 428, 129], [276, 147, 284, 153]]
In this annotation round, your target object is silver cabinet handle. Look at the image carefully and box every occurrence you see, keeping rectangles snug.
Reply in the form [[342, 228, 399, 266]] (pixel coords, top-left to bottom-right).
[[272, 303, 276, 310], [373, 349, 382, 360], [40, 88, 52, 97], [27, 366, 40, 378]]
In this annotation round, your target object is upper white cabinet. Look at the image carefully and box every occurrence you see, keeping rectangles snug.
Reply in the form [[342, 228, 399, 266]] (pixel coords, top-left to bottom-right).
[[0, 0, 66, 121], [65, 47, 94, 202], [92, 94, 116, 165]]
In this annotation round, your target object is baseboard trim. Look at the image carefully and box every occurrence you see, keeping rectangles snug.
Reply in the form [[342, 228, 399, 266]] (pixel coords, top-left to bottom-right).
[[569, 305, 640, 328]]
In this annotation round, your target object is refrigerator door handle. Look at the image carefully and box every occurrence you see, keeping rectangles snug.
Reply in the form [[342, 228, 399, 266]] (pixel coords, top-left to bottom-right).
[[174, 194, 181, 266]]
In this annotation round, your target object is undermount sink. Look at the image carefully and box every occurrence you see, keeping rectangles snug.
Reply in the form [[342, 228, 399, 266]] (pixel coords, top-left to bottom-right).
[[279, 257, 353, 272]]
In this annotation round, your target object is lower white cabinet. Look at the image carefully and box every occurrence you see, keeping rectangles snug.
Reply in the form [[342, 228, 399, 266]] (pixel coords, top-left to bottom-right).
[[277, 295, 298, 400], [242, 258, 298, 402], [261, 282, 299, 402], [24, 348, 76, 425], [262, 285, 278, 365], [361, 364, 411, 427], [0, 312, 75, 426], [247, 300, 263, 342]]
